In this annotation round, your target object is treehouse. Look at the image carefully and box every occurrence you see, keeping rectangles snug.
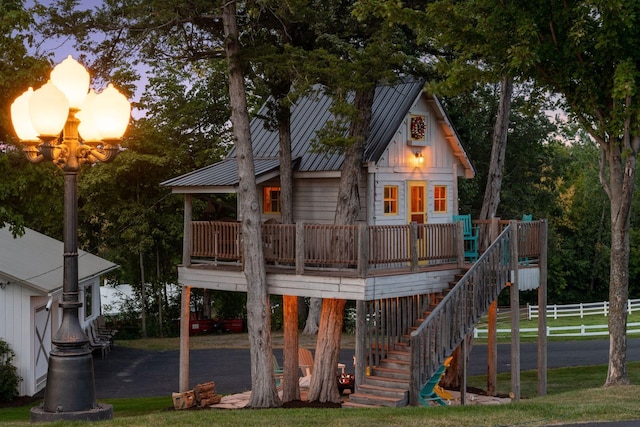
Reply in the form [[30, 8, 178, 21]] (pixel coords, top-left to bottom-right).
[[162, 78, 547, 407]]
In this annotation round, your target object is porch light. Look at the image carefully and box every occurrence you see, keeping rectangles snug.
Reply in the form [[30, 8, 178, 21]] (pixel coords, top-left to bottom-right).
[[415, 150, 424, 164], [10, 55, 130, 422]]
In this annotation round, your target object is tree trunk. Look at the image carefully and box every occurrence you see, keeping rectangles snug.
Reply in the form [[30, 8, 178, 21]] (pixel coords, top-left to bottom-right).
[[603, 134, 637, 386], [308, 86, 375, 403], [222, 1, 280, 407], [442, 76, 513, 389], [303, 297, 321, 335], [282, 295, 300, 402], [277, 95, 294, 225], [479, 75, 513, 221], [139, 249, 147, 338], [307, 298, 346, 402], [275, 88, 300, 400]]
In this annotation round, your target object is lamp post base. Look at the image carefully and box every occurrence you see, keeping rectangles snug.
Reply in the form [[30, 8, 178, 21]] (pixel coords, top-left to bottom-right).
[[30, 403, 113, 423], [30, 351, 112, 422]]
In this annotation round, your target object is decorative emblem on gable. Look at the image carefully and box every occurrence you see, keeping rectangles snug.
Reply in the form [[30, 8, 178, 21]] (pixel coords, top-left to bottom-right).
[[408, 114, 429, 146]]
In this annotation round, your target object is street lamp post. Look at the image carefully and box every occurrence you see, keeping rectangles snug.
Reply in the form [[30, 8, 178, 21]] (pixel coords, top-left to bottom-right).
[[10, 56, 130, 422]]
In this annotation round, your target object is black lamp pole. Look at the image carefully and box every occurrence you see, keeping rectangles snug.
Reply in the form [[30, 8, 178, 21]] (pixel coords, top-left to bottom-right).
[[29, 111, 118, 422], [10, 56, 128, 422]]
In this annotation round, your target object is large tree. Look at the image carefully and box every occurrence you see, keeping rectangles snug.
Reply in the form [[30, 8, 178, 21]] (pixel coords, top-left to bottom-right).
[[305, 0, 427, 402], [504, 0, 640, 386]]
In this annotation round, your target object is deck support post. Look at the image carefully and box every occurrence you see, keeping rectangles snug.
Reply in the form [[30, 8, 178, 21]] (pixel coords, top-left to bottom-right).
[[509, 220, 520, 401], [487, 217, 500, 396], [179, 285, 191, 392], [179, 194, 192, 393], [538, 219, 548, 396], [460, 335, 467, 405], [355, 300, 366, 390]]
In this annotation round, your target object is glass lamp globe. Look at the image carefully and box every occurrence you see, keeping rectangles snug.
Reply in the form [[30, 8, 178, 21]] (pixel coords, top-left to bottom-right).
[[28, 81, 70, 137], [50, 55, 90, 109], [10, 88, 40, 142], [77, 90, 103, 143], [91, 84, 130, 140]]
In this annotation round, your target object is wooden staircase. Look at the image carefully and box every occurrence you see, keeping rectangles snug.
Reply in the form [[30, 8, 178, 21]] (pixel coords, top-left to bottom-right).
[[345, 222, 522, 408], [345, 282, 457, 408]]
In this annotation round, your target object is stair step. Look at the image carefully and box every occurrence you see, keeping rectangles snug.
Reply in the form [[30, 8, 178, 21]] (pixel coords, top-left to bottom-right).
[[370, 366, 410, 381], [387, 350, 410, 361], [380, 357, 410, 370], [365, 374, 410, 389], [348, 392, 408, 407], [357, 383, 408, 400]]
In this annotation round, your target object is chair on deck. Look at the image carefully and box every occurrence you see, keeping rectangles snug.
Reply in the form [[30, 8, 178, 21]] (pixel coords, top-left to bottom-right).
[[298, 347, 314, 377], [298, 347, 346, 378], [520, 214, 533, 265], [453, 214, 479, 262], [419, 356, 453, 407]]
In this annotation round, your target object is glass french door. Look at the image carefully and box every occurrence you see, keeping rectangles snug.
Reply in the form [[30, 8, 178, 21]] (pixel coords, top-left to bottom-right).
[[408, 181, 426, 225]]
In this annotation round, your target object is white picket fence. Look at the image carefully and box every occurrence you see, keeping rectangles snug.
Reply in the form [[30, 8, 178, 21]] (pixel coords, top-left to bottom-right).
[[474, 322, 640, 338], [527, 298, 640, 320], [473, 298, 640, 338]]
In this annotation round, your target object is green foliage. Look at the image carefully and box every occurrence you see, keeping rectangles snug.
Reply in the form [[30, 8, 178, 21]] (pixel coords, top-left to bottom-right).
[[0, 339, 21, 402]]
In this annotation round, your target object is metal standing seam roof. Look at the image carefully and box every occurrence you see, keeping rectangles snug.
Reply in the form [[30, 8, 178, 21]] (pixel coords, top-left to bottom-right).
[[0, 227, 118, 295], [162, 77, 472, 189]]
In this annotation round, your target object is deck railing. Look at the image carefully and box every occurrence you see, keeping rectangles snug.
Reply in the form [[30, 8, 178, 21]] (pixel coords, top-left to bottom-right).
[[189, 219, 540, 275], [408, 222, 517, 405]]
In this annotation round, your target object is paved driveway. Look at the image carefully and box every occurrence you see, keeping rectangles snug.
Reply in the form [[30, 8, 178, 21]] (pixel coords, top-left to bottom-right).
[[94, 338, 640, 398]]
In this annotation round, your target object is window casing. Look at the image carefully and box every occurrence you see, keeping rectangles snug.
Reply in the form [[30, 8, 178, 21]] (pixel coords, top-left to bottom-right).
[[434, 185, 447, 213], [84, 285, 92, 319], [383, 186, 398, 215], [263, 187, 281, 213]]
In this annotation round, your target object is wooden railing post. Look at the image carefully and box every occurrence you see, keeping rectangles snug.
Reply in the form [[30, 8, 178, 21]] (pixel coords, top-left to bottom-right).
[[456, 220, 465, 268], [357, 223, 368, 277], [295, 222, 305, 275], [409, 222, 418, 272]]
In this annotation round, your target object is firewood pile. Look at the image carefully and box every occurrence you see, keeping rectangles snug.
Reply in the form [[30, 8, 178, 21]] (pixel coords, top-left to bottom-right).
[[172, 381, 221, 409]]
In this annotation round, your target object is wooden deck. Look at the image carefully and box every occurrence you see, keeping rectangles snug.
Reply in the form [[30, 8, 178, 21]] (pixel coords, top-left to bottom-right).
[[180, 219, 543, 300], [188, 220, 542, 273]]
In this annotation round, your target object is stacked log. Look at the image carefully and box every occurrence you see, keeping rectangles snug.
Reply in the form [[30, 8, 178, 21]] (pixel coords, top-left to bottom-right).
[[172, 381, 221, 409], [194, 381, 221, 407]]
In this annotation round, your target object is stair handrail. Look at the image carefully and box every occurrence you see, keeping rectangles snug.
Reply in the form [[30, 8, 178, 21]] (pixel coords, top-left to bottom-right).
[[408, 222, 514, 405]]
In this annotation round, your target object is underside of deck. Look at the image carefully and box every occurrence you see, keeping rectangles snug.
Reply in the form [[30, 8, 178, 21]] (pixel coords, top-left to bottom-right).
[[178, 262, 466, 300]]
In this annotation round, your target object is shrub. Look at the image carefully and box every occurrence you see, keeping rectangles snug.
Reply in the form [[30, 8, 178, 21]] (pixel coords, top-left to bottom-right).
[[0, 339, 21, 401]]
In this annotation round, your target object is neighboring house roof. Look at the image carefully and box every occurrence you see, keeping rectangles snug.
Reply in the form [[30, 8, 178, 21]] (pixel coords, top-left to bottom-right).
[[162, 77, 473, 191], [0, 227, 118, 295]]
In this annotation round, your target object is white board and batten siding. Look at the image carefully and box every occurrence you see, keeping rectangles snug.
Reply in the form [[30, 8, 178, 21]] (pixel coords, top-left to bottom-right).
[[369, 94, 464, 226], [0, 282, 63, 397]]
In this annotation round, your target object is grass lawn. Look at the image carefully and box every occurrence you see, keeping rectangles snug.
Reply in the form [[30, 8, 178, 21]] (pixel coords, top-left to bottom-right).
[[2, 374, 640, 426]]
